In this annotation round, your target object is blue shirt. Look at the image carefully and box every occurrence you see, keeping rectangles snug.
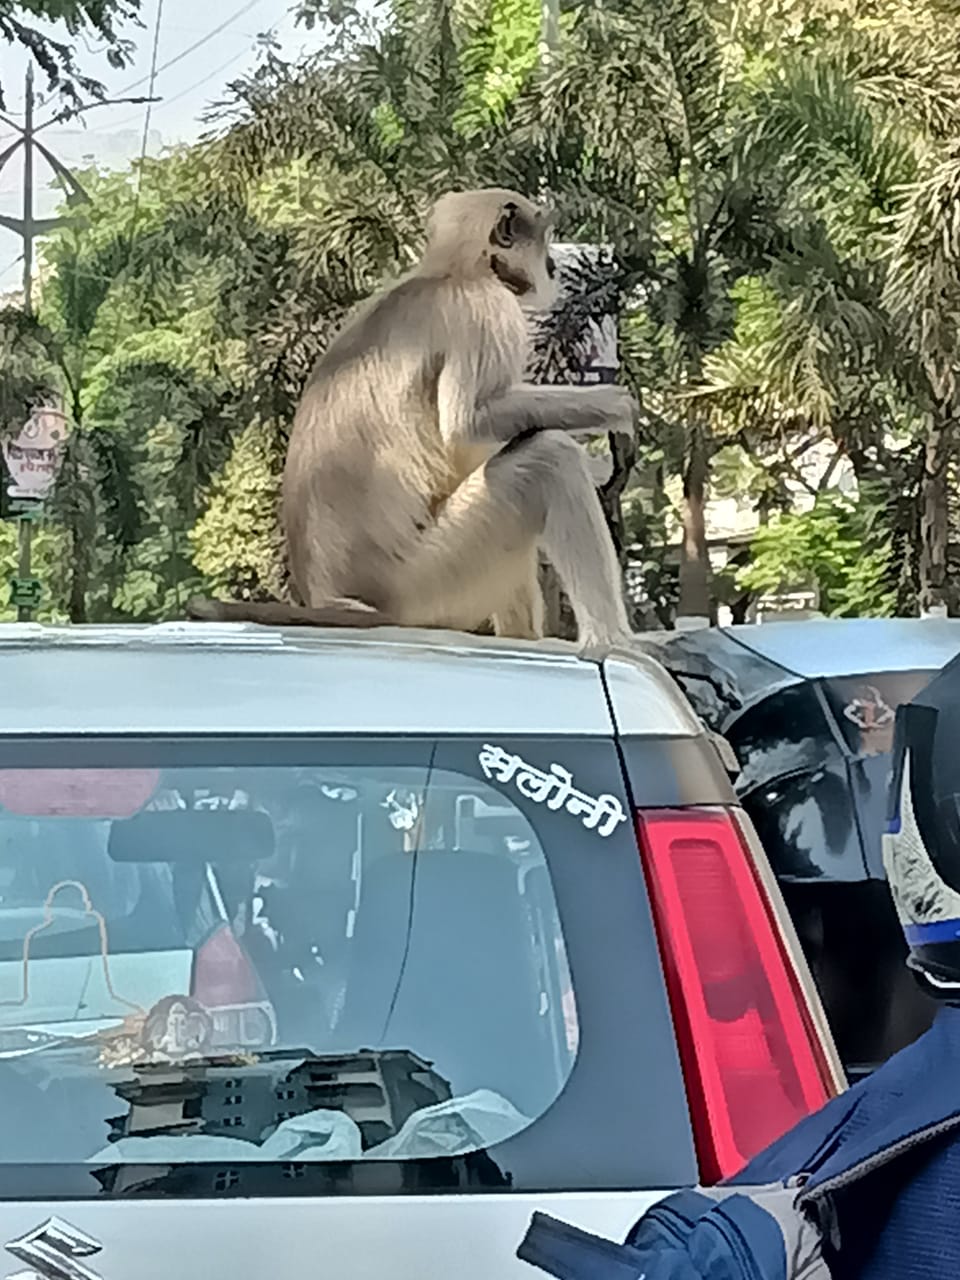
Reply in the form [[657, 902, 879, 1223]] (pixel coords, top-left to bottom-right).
[[733, 1004, 960, 1280], [829, 1128, 960, 1279]]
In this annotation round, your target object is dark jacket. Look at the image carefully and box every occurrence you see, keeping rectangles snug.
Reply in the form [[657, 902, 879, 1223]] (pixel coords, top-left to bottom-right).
[[518, 1006, 960, 1280], [733, 1003, 960, 1277]]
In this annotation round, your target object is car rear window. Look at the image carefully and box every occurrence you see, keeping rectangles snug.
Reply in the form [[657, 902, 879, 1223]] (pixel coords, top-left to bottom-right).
[[729, 671, 936, 882], [820, 670, 933, 757], [0, 735, 695, 1198]]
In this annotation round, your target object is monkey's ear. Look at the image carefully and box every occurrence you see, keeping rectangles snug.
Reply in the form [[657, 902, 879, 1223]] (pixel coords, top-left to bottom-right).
[[492, 201, 519, 249]]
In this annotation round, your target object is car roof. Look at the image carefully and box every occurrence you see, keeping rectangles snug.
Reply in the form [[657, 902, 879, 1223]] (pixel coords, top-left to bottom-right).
[[634, 617, 960, 733], [0, 622, 702, 739], [717, 617, 960, 679]]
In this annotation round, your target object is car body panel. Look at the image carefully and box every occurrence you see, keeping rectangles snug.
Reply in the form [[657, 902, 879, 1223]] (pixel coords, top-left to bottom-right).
[[638, 619, 958, 1076], [722, 617, 960, 682], [598, 652, 705, 738], [0, 1194, 666, 1280], [637, 620, 960, 883], [0, 621, 839, 1277], [638, 618, 960, 734], [0, 625, 695, 741]]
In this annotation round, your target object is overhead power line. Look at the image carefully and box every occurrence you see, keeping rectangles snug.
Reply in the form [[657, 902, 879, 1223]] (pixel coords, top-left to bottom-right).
[[115, 0, 267, 97]]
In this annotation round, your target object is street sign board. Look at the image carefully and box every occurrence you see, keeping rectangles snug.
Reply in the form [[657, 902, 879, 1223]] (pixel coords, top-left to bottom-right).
[[2, 405, 69, 501], [7, 498, 44, 520], [9, 577, 42, 610]]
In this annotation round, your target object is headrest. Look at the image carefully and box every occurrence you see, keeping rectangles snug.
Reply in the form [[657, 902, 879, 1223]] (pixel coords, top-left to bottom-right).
[[339, 850, 556, 1115]]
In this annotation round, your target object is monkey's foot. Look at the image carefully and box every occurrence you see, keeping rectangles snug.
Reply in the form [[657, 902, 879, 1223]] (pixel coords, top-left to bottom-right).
[[576, 625, 636, 651]]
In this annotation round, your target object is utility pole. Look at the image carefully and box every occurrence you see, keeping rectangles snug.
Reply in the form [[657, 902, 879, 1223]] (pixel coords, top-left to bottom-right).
[[12, 67, 39, 618], [21, 63, 33, 314], [0, 65, 93, 314], [0, 67, 155, 309], [0, 66, 80, 616], [540, 0, 559, 61]]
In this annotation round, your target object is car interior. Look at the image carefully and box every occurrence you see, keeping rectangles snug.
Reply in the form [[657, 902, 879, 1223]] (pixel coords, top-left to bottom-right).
[[0, 766, 579, 1165]]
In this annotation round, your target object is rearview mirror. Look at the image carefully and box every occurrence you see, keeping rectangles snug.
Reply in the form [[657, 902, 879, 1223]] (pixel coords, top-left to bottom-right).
[[108, 809, 275, 865]]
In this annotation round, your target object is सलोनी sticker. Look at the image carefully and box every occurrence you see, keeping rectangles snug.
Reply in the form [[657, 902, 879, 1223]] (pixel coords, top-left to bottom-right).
[[478, 743, 627, 838]]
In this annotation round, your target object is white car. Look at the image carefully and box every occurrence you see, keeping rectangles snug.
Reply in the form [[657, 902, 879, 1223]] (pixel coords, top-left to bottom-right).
[[0, 622, 842, 1280]]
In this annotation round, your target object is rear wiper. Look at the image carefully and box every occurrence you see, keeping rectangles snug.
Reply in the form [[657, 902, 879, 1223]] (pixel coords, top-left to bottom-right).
[[661, 662, 743, 729]]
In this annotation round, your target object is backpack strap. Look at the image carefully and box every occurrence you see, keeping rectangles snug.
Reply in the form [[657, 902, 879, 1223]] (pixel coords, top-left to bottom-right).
[[518, 1205, 712, 1280], [518, 1210, 678, 1280], [517, 1184, 830, 1280]]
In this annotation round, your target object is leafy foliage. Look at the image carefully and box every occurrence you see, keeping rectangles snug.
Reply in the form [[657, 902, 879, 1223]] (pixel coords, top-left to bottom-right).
[[736, 492, 897, 616], [0, 308, 62, 434], [0, 0, 140, 111], [191, 422, 286, 601], [7, 0, 960, 625]]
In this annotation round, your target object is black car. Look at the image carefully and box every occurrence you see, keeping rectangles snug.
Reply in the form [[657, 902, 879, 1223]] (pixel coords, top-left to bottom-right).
[[638, 617, 960, 1081]]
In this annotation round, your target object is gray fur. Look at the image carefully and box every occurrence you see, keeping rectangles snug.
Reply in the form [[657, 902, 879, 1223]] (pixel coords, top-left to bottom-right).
[[187, 187, 636, 644]]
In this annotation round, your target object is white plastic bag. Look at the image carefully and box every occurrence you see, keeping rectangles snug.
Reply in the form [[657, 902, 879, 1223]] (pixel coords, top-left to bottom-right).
[[367, 1089, 530, 1159]]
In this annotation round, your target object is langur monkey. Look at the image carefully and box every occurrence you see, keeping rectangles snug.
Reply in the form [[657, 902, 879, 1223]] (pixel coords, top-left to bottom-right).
[[188, 188, 637, 645]]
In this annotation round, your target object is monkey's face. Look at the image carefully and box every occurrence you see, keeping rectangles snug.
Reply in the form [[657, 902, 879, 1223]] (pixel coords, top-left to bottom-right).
[[487, 195, 559, 311]]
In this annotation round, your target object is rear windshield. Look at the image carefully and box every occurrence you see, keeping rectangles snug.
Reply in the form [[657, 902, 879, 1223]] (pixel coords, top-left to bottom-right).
[[730, 670, 935, 881], [820, 670, 933, 757], [0, 735, 694, 1198]]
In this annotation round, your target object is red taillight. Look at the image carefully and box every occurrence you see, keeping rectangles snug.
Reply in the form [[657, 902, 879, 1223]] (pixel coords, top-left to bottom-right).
[[636, 808, 835, 1184], [192, 925, 259, 1007]]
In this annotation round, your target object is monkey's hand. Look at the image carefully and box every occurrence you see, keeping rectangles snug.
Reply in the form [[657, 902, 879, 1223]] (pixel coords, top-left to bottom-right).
[[475, 383, 638, 443], [556, 385, 637, 441], [571, 385, 637, 439]]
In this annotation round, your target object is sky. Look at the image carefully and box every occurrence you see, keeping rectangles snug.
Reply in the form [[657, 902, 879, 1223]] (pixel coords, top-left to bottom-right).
[[0, 0, 335, 291]]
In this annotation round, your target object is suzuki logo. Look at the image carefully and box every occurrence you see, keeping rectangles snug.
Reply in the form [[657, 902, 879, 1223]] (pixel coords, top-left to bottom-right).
[[5, 1218, 103, 1280]]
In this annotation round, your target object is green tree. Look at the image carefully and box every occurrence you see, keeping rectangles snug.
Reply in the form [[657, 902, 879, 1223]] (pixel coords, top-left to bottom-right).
[[736, 491, 897, 616], [191, 421, 286, 602], [26, 153, 243, 620], [19, 0, 960, 629], [0, 0, 140, 111], [513, 0, 816, 620], [0, 306, 61, 432], [690, 12, 960, 614], [884, 148, 960, 613]]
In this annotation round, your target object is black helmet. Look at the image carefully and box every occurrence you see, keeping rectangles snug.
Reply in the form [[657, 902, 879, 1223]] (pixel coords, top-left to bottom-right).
[[885, 650, 960, 995]]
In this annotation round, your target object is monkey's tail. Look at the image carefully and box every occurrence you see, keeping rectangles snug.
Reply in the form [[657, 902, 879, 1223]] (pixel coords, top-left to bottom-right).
[[185, 595, 391, 629]]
